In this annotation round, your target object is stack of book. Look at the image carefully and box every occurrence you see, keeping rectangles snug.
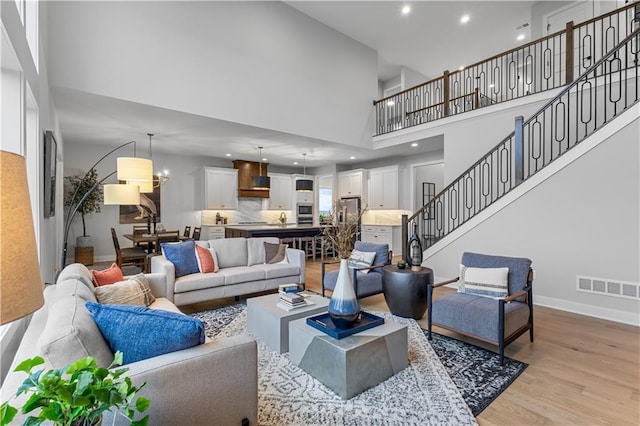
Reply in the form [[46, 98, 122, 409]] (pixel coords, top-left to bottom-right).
[[277, 291, 311, 311], [278, 283, 301, 294]]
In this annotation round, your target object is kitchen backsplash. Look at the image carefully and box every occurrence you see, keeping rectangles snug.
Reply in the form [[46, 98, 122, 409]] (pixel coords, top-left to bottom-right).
[[362, 210, 409, 226], [202, 198, 294, 225]]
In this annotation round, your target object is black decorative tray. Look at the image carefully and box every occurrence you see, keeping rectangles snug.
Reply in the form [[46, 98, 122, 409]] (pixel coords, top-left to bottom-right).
[[306, 311, 384, 339]]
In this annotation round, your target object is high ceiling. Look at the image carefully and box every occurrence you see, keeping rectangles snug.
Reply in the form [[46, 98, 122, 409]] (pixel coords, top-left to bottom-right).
[[52, 1, 544, 167]]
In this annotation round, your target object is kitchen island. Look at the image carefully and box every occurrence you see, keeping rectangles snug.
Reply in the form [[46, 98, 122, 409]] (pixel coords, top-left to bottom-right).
[[225, 224, 322, 239]]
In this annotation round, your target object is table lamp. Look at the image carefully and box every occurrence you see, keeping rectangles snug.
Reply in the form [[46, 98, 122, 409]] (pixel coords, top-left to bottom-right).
[[0, 151, 45, 324]]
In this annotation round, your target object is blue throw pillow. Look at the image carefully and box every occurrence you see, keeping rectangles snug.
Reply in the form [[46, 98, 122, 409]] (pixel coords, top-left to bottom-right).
[[86, 302, 205, 364], [162, 240, 199, 277]]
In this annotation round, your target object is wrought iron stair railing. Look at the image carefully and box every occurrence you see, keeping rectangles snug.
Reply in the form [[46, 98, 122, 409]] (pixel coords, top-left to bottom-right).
[[401, 27, 639, 258], [376, 2, 639, 136]]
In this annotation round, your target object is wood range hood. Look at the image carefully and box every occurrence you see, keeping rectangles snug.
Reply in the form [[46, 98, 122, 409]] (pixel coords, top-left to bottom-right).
[[232, 160, 270, 198]]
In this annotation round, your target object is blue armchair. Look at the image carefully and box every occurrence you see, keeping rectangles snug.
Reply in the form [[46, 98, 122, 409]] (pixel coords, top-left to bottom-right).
[[427, 252, 534, 365], [321, 241, 391, 299]]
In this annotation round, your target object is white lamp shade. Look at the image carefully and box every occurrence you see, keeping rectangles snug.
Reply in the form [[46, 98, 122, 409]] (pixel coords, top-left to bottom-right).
[[132, 178, 154, 193], [117, 157, 153, 182], [0, 151, 44, 324], [103, 183, 140, 205]]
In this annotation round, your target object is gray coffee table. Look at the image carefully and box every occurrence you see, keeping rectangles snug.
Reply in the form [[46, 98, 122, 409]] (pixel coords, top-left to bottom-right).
[[288, 316, 408, 399], [246, 292, 329, 353]]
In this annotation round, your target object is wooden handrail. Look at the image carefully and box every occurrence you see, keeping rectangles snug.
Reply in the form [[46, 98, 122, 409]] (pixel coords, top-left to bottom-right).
[[574, 1, 637, 29], [374, 75, 445, 105]]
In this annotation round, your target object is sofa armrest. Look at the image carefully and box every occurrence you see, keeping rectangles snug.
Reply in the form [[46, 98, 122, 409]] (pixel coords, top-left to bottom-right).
[[286, 248, 306, 285], [105, 335, 258, 426], [143, 273, 169, 299], [150, 256, 175, 303]]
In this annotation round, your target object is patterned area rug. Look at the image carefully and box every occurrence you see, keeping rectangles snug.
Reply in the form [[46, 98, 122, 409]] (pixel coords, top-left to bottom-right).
[[191, 304, 525, 424], [424, 331, 528, 415]]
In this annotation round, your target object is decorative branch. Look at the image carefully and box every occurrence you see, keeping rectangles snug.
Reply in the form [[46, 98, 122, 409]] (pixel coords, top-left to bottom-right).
[[322, 201, 367, 259]]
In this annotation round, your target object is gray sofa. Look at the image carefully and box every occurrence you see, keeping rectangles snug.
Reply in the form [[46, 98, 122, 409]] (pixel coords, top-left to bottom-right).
[[151, 237, 306, 306], [0, 263, 258, 425]]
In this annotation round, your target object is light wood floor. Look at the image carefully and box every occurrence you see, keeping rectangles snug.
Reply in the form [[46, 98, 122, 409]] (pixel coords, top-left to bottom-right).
[[169, 257, 640, 425]]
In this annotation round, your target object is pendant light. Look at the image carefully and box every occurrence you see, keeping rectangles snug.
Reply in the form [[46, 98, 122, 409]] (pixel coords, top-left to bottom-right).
[[133, 133, 169, 193], [296, 153, 313, 191], [251, 146, 270, 189]]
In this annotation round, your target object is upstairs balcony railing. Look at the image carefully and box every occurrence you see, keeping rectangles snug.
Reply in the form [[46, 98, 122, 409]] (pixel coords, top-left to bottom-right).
[[376, 2, 639, 136], [402, 27, 639, 257]]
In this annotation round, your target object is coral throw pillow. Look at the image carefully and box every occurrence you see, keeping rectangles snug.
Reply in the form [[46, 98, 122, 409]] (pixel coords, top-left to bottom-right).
[[91, 263, 124, 287], [195, 244, 216, 273]]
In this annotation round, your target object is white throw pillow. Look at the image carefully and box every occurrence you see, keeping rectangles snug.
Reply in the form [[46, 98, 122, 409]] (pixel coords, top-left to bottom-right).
[[348, 250, 377, 274], [457, 265, 509, 298]]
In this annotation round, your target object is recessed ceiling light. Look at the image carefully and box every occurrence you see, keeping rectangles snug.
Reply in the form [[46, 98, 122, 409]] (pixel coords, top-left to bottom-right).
[[458, 66, 465, 71], [401, 5, 411, 15], [262, 158, 267, 162], [225, 153, 231, 157], [293, 161, 298, 165], [411, 143, 418, 147], [350, 156, 356, 160], [460, 15, 470, 24], [517, 34, 525, 41]]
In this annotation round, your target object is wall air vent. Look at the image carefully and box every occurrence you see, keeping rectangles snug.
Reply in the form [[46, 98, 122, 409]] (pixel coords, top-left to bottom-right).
[[576, 275, 639, 300]]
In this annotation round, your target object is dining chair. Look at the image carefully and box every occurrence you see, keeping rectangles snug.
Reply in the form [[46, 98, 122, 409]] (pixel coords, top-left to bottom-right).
[[183, 226, 192, 238], [132, 225, 151, 251], [154, 230, 181, 254], [192, 227, 202, 241], [110, 228, 147, 270]]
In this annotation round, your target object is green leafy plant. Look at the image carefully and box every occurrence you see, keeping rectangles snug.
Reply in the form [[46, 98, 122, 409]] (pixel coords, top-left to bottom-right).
[[0, 351, 149, 426], [64, 169, 103, 237]]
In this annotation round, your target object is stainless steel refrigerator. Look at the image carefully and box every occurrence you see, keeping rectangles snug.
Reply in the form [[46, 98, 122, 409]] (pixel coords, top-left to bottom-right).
[[338, 196, 362, 240]]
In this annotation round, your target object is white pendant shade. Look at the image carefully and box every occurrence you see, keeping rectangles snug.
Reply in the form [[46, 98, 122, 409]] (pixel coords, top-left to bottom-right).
[[117, 157, 153, 182], [133, 178, 154, 193], [0, 151, 44, 324], [103, 183, 140, 205]]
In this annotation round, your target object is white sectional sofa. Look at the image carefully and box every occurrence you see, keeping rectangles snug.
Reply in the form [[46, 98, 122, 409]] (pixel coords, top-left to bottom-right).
[[0, 263, 258, 425], [151, 237, 306, 306]]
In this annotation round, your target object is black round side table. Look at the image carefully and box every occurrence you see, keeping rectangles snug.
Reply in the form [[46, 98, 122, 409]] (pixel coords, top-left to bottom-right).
[[382, 265, 434, 319]]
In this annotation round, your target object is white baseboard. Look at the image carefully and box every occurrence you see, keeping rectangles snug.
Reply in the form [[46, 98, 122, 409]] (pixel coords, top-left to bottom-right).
[[534, 295, 639, 327]]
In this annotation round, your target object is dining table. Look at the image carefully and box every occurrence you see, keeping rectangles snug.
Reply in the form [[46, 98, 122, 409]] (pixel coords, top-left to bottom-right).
[[123, 231, 187, 254]]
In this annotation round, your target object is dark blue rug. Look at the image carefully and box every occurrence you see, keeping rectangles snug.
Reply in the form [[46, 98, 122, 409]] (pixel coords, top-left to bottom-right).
[[424, 330, 528, 416]]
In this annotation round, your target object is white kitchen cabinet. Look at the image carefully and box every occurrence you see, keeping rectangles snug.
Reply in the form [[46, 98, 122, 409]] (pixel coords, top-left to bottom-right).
[[368, 166, 399, 210], [203, 167, 238, 210], [361, 225, 402, 254], [338, 169, 366, 198], [265, 173, 293, 210]]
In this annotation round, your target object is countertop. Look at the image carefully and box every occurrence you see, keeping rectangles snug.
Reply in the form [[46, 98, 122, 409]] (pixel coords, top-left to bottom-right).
[[225, 224, 319, 231]]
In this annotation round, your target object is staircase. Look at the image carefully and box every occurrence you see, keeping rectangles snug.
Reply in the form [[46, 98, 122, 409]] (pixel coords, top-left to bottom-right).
[[400, 26, 639, 259]]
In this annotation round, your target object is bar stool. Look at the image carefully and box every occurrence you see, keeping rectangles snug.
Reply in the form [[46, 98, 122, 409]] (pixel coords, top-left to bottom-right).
[[298, 235, 323, 261], [280, 237, 297, 249]]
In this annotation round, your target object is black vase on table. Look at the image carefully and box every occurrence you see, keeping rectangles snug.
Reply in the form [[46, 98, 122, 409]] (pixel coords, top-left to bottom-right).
[[406, 222, 423, 271]]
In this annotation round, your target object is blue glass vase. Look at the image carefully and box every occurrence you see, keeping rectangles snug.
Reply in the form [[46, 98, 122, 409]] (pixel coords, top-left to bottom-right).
[[328, 258, 360, 329]]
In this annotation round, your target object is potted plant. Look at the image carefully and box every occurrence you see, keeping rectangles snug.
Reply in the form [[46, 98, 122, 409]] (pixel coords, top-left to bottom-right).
[[64, 169, 103, 265], [0, 351, 149, 426]]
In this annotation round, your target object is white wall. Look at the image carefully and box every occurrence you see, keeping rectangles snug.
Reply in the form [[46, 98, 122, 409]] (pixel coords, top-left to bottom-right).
[[424, 115, 640, 325], [47, 1, 378, 148]]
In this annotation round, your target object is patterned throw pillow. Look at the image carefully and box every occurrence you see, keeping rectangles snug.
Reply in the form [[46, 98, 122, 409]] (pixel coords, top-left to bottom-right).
[[94, 274, 156, 306], [85, 301, 205, 365], [91, 263, 124, 287], [348, 250, 377, 274], [264, 242, 288, 264], [457, 265, 509, 298], [162, 240, 200, 278], [195, 244, 217, 273]]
